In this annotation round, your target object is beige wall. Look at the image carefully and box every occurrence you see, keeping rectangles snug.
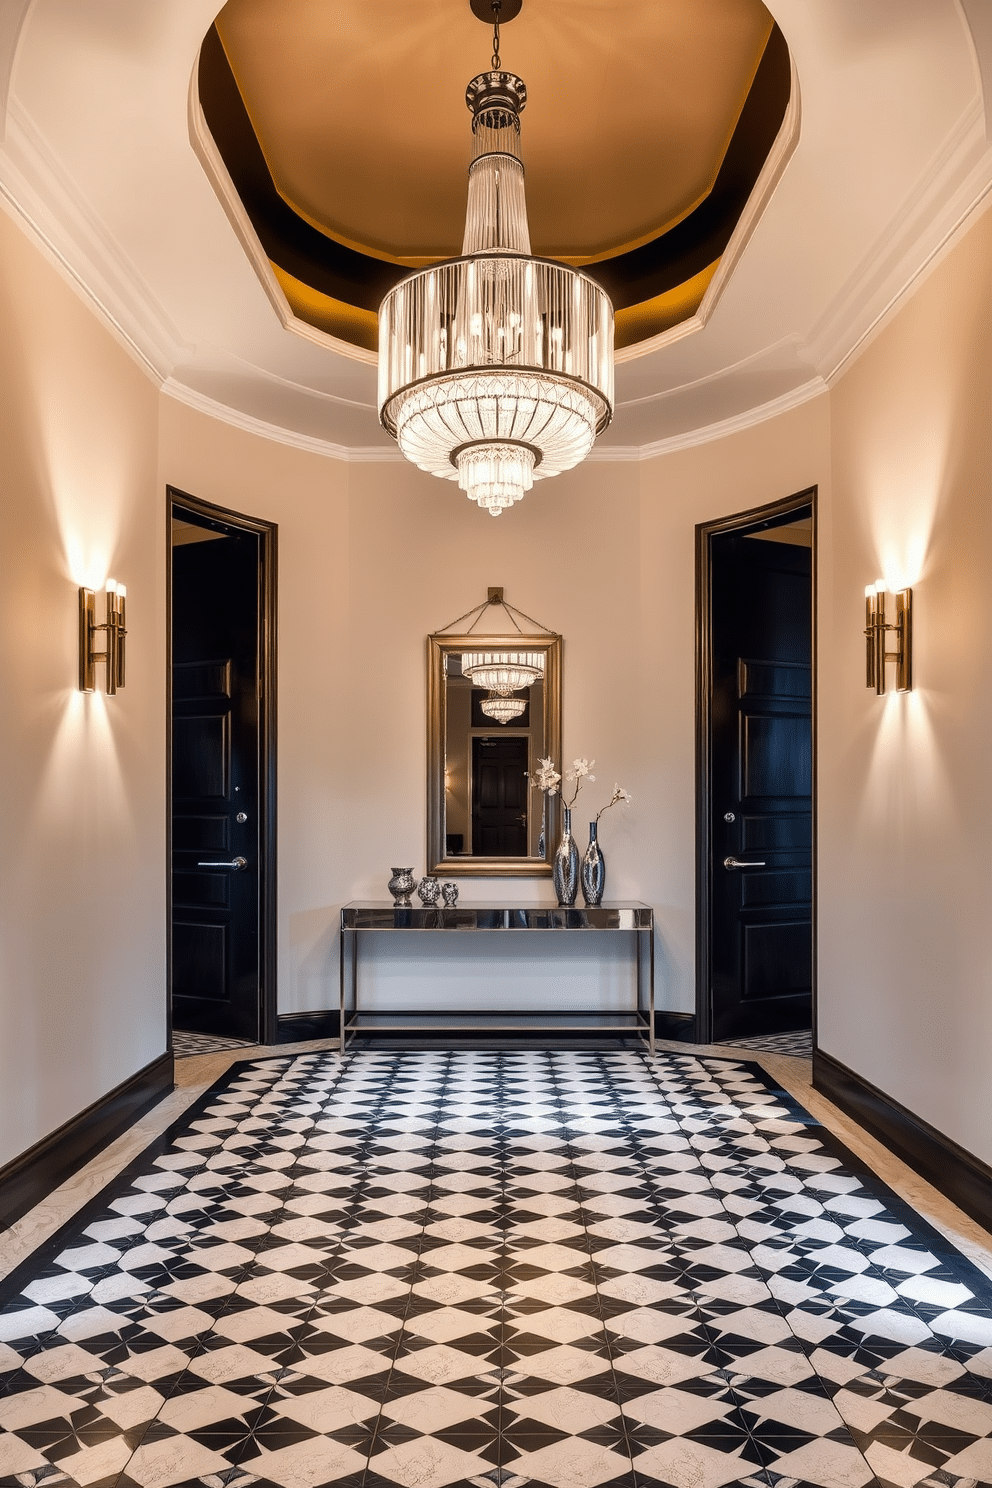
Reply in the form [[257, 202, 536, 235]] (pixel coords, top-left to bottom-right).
[[160, 396, 829, 1019], [820, 204, 992, 1165], [0, 209, 163, 1167]]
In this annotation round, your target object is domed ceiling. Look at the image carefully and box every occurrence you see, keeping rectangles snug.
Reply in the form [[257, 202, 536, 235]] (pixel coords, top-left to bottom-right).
[[200, 0, 790, 353]]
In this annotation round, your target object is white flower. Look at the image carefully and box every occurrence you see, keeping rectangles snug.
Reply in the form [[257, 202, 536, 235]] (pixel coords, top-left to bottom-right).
[[529, 756, 562, 794], [616, 785, 632, 804]]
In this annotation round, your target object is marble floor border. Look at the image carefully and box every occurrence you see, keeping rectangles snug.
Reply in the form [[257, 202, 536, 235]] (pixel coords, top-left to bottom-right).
[[3, 1033, 991, 1300]]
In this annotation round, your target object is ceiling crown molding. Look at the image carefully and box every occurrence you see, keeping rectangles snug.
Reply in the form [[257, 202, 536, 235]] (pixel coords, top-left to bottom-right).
[[590, 376, 828, 462], [161, 376, 402, 462], [0, 97, 189, 381], [803, 94, 992, 382], [187, 62, 377, 369], [614, 50, 802, 368]]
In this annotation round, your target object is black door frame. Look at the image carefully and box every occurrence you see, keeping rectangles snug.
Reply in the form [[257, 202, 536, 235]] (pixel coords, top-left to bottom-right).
[[695, 486, 817, 1047], [166, 486, 278, 1047]]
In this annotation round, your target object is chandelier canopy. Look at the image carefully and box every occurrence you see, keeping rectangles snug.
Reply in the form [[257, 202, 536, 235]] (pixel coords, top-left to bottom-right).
[[378, 2, 614, 516]]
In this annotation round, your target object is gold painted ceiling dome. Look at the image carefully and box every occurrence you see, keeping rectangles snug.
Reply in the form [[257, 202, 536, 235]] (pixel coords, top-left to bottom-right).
[[197, 0, 790, 356]]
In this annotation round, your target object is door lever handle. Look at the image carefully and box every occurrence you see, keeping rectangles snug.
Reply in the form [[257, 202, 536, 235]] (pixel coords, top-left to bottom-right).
[[723, 856, 766, 870], [197, 856, 248, 870]]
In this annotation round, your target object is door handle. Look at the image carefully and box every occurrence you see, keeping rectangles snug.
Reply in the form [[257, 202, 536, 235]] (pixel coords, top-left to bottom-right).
[[197, 856, 248, 870], [723, 855, 766, 870]]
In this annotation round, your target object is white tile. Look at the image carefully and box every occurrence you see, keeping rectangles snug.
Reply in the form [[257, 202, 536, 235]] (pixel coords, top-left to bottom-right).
[[23, 1341, 103, 1380], [630, 1437, 750, 1488], [398, 1342, 485, 1385], [0, 1382, 81, 1429], [382, 1383, 489, 1431], [271, 1381, 381, 1431], [123, 1433, 232, 1488], [502, 1436, 633, 1488]]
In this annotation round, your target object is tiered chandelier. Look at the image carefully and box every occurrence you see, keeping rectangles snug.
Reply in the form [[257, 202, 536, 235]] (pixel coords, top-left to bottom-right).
[[460, 650, 545, 693], [378, 0, 614, 516], [479, 693, 528, 724]]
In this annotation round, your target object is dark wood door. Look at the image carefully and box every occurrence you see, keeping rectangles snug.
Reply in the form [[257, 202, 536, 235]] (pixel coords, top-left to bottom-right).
[[172, 529, 260, 1039], [710, 533, 812, 1040], [472, 735, 529, 855]]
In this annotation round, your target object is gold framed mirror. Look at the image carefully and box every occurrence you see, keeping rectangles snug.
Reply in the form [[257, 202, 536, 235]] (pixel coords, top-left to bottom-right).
[[427, 628, 562, 877]]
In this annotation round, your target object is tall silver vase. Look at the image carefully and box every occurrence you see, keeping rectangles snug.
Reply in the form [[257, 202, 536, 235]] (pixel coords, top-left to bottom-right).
[[581, 820, 606, 906], [553, 806, 580, 907]]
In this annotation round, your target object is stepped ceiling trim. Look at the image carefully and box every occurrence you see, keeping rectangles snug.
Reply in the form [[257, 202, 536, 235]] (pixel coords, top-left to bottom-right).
[[197, 7, 792, 353], [0, 3, 990, 454]]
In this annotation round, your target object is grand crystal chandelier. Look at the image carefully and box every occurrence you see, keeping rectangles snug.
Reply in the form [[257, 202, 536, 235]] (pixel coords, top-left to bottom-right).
[[378, 0, 614, 516]]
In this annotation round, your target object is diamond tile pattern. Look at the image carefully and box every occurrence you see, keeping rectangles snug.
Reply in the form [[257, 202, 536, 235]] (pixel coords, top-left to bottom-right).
[[1, 1049, 991, 1487]]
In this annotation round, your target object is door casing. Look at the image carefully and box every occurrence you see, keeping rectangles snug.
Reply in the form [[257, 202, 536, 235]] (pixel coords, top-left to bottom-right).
[[695, 487, 817, 1048], [166, 486, 278, 1047]]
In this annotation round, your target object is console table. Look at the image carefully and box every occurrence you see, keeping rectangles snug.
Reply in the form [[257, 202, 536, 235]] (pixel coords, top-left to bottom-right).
[[338, 902, 655, 1055]]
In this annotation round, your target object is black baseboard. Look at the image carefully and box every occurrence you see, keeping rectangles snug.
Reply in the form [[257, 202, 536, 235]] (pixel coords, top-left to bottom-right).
[[0, 1051, 174, 1232], [655, 1012, 697, 1042], [277, 1011, 340, 1043], [813, 1048, 992, 1236]]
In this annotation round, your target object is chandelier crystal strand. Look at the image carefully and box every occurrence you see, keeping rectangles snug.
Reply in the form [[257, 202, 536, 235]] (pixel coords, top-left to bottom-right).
[[378, 39, 614, 516], [461, 650, 544, 692]]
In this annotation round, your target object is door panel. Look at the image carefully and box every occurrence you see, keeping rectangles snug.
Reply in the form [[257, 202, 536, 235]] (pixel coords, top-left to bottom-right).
[[710, 527, 812, 1040], [742, 716, 811, 798], [174, 715, 229, 798], [173, 922, 227, 999], [171, 527, 261, 1039], [743, 921, 813, 999], [472, 736, 529, 856]]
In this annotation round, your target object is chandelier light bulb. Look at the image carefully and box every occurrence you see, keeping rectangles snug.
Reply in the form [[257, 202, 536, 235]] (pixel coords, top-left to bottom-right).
[[378, 12, 614, 517]]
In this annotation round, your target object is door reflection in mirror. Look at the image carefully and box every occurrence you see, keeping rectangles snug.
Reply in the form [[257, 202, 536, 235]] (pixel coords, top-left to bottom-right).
[[444, 657, 545, 857]]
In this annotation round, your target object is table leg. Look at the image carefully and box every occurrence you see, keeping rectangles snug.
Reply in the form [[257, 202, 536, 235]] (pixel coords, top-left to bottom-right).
[[339, 920, 346, 1056], [649, 925, 656, 1057]]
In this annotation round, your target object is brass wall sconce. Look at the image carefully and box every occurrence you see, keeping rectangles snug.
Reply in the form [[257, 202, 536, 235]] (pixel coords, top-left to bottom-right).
[[79, 580, 127, 693], [864, 580, 912, 693]]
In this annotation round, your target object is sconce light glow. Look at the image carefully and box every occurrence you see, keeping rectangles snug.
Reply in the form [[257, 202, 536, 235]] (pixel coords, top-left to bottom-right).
[[864, 578, 912, 694]]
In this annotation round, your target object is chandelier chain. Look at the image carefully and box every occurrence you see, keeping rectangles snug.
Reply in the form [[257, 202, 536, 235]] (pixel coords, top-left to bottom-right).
[[491, 0, 501, 68]]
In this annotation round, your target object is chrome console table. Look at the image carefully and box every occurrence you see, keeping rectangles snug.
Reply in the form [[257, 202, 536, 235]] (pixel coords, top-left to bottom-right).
[[338, 902, 655, 1055]]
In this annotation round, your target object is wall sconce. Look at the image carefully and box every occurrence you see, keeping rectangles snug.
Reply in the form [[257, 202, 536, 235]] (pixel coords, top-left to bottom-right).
[[864, 580, 912, 693], [79, 580, 127, 693]]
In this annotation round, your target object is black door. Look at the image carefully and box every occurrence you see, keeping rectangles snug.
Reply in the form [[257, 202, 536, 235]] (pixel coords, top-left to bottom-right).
[[472, 736, 529, 855], [710, 526, 812, 1040], [171, 521, 261, 1039]]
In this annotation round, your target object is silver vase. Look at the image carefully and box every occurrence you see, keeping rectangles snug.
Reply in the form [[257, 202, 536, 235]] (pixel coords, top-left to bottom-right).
[[387, 867, 416, 906], [581, 821, 606, 906], [553, 806, 580, 907], [418, 876, 441, 906]]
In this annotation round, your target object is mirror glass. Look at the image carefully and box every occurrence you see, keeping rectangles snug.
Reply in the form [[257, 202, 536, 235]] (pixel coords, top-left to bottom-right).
[[428, 634, 562, 877]]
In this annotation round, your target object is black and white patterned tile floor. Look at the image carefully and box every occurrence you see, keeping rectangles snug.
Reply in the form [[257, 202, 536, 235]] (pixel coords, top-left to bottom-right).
[[1, 1049, 991, 1488], [172, 1033, 255, 1060], [716, 1033, 814, 1060]]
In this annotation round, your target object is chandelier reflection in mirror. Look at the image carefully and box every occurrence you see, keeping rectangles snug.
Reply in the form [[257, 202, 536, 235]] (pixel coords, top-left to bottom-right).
[[480, 693, 527, 724], [378, 0, 614, 517]]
